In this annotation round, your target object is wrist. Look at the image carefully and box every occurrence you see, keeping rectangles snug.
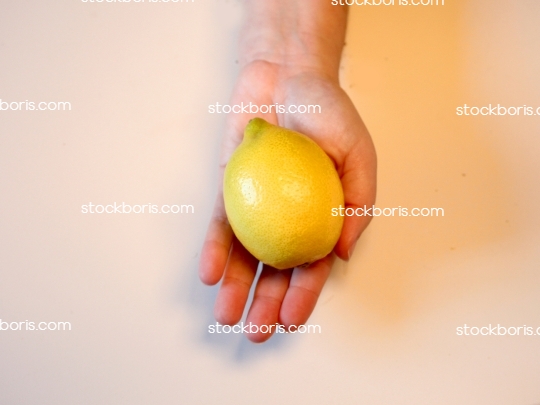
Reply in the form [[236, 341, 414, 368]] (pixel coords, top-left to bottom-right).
[[239, 0, 348, 81]]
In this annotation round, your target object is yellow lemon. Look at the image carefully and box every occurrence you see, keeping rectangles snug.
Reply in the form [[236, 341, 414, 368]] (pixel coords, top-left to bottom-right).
[[223, 118, 344, 270]]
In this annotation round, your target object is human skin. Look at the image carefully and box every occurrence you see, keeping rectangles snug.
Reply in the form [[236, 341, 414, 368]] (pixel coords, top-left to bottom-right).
[[199, 0, 377, 343]]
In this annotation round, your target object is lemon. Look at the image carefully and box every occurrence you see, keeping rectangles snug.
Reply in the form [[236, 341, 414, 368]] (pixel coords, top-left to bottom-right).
[[223, 118, 344, 270]]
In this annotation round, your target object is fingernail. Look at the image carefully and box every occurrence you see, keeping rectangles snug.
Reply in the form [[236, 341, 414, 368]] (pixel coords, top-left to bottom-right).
[[347, 240, 357, 261]]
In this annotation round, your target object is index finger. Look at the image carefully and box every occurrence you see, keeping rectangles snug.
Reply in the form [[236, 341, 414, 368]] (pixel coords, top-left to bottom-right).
[[199, 194, 234, 286]]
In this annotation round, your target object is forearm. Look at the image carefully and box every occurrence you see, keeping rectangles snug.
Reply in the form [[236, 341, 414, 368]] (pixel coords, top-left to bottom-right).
[[239, 0, 348, 81]]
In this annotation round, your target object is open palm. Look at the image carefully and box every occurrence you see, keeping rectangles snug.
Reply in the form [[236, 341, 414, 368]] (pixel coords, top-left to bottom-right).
[[200, 60, 377, 343]]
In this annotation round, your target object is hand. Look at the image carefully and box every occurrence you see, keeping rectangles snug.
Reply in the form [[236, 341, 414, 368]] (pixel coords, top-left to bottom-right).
[[199, 59, 377, 343]]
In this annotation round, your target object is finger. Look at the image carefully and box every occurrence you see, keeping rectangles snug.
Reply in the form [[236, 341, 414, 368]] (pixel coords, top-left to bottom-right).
[[334, 134, 377, 261], [279, 255, 334, 330], [199, 194, 234, 286], [213, 238, 259, 325], [245, 266, 292, 343]]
